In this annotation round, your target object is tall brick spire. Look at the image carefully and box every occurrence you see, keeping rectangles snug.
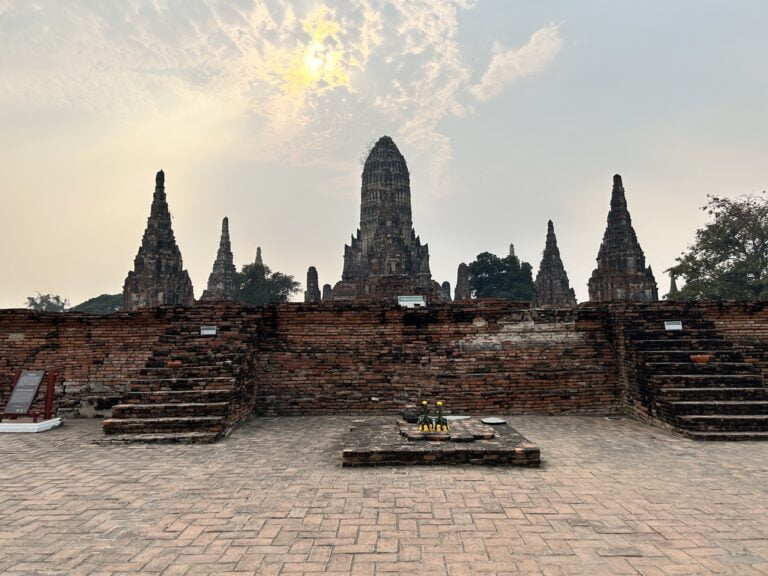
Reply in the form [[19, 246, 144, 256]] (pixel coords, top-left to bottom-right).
[[201, 217, 238, 301], [332, 136, 439, 300], [588, 174, 658, 302], [534, 220, 577, 308], [123, 170, 194, 310]]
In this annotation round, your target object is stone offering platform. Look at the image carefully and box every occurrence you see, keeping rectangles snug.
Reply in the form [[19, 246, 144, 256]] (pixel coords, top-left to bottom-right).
[[342, 416, 541, 467]]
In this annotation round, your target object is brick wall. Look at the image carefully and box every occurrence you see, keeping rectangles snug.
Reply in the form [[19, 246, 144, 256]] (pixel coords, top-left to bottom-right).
[[0, 309, 172, 417], [5, 300, 766, 419], [255, 301, 620, 415], [0, 301, 622, 418], [603, 301, 768, 423], [704, 301, 768, 379]]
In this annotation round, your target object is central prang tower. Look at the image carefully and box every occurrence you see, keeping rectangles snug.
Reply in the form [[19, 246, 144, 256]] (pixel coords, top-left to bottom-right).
[[331, 136, 439, 301]]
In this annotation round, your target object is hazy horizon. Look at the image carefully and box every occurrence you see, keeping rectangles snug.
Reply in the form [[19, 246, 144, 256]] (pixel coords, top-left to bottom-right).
[[1, 1, 766, 309]]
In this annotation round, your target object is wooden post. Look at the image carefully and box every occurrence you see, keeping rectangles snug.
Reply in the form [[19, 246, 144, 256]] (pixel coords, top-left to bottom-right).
[[43, 370, 56, 420]]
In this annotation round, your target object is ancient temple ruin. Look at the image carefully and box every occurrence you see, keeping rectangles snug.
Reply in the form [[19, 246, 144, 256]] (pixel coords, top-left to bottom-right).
[[588, 175, 658, 302], [666, 272, 679, 300], [304, 266, 321, 303], [534, 220, 577, 308], [441, 281, 452, 302], [331, 136, 441, 301], [454, 263, 471, 300], [201, 217, 238, 301], [122, 170, 194, 310]]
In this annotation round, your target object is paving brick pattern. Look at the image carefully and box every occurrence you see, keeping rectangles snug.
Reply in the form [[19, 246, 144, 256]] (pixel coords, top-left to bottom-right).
[[1, 416, 767, 575]]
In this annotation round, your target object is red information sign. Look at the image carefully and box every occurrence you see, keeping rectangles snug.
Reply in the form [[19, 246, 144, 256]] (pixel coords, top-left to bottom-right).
[[1, 369, 56, 422]]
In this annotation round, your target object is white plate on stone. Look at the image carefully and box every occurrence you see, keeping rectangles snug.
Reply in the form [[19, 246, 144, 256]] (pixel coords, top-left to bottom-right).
[[446, 415, 470, 421], [481, 417, 506, 425]]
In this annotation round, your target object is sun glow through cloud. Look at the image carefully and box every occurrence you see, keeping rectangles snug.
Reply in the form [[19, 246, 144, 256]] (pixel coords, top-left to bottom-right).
[[280, 7, 352, 95]]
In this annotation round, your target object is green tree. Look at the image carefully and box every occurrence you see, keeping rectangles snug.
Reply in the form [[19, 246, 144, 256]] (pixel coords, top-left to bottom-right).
[[668, 192, 768, 300], [26, 293, 69, 312], [467, 251, 535, 300], [70, 294, 122, 314], [236, 262, 300, 306]]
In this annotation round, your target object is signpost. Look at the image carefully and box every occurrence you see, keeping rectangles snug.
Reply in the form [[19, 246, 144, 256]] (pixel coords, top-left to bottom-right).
[[1, 369, 56, 422]]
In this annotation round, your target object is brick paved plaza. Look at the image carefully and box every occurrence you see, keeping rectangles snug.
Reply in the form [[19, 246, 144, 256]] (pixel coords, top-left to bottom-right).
[[1, 416, 767, 575]]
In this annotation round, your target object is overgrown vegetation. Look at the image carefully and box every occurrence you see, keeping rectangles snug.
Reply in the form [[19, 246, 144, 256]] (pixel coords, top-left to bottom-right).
[[467, 251, 535, 301], [668, 192, 768, 300]]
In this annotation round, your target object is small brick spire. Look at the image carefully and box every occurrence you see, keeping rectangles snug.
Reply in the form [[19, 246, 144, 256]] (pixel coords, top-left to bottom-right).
[[201, 217, 238, 301], [534, 220, 576, 308], [588, 174, 658, 302], [122, 170, 194, 310], [304, 266, 321, 303]]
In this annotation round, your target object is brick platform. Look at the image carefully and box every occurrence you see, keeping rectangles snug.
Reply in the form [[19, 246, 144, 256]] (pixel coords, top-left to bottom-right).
[[342, 417, 541, 467], [2, 415, 768, 575]]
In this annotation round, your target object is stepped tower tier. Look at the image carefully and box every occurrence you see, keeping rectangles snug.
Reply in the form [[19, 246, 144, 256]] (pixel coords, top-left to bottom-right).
[[123, 170, 194, 310], [332, 136, 438, 301], [534, 220, 577, 308], [201, 217, 238, 301], [588, 175, 658, 302]]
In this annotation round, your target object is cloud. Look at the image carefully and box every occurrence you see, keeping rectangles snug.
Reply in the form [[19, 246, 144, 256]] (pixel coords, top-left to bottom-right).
[[0, 2, 562, 192], [471, 23, 562, 102]]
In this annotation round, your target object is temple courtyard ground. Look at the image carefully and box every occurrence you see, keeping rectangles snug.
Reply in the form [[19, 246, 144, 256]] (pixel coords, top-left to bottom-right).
[[1, 416, 767, 576]]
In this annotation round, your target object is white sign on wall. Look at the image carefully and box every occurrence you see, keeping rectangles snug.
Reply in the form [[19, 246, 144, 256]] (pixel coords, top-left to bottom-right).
[[664, 321, 683, 331], [397, 295, 426, 308]]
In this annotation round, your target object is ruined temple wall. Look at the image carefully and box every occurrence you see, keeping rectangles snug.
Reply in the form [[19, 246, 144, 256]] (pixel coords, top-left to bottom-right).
[[7, 301, 767, 420], [603, 301, 768, 422], [0, 309, 173, 417], [0, 302, 622, 418], [255, 302, 620, 416], [700, 301, 768, 381]]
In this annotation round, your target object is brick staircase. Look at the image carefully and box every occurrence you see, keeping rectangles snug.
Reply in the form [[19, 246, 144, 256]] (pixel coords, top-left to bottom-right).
[[623, 307, 768, 440], [101, 321, 255, 443]]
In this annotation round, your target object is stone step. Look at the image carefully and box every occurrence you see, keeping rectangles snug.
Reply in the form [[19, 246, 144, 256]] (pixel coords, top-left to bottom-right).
[[643, 361, 759, 375], [625, 328, 719, 340], [649, 374, 763, 388], [679, 430, 768, 441], [102, 416, 225, 435], [140, 365, 240, 377], [632, 338, 732, 351], [128, 377, 237, 393], [637, 350, 743, 362], [658, 387, 768, 402], [111, 402, 229, 419], [123, 389, 233, 404], [97, 432, 220, 444], [675, 414, 768, 432], [149, 350, 247, 362], [622, 311, 707, 321], [661, 401, 768, 416]]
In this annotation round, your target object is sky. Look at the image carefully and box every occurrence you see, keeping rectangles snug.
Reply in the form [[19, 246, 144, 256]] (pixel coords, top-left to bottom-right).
[[1, 0, 766, 309]]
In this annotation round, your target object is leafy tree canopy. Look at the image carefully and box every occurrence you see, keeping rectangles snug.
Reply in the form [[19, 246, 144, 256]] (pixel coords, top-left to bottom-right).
[[26, 292, 69, 312], [236, 262, 301, 306], [467, 251, 535, 300], [70, 293, 122, 314], [668, 192, 768, 300]]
